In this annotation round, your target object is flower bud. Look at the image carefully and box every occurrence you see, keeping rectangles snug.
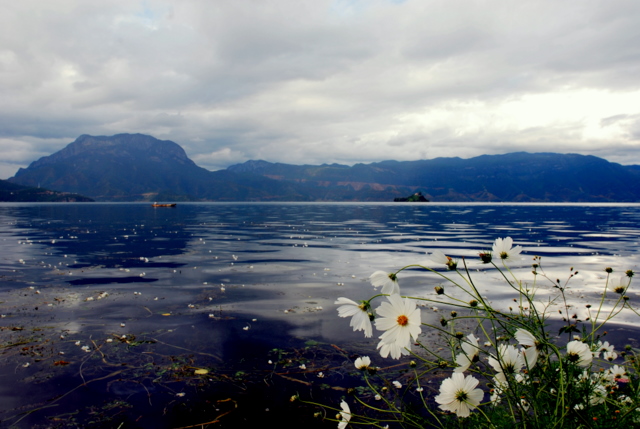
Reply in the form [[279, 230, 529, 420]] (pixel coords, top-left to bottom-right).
[[469, 300, 478, 307], [434, 286, 445, 295], [479, 252, 492, 264]]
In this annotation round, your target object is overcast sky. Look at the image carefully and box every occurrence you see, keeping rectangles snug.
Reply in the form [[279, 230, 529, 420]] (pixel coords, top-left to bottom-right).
[[2, 0, 640, 178]]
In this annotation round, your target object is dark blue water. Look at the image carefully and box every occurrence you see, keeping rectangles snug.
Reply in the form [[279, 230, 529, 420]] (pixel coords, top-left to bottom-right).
[[1, 203, 639, 428]]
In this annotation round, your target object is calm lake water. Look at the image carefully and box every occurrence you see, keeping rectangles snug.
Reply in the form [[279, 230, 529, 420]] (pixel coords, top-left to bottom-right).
[[1, 202, 640, 428]]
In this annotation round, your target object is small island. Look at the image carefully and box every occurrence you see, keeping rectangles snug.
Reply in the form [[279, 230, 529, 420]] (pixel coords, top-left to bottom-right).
[[393, 192, 429, 202]]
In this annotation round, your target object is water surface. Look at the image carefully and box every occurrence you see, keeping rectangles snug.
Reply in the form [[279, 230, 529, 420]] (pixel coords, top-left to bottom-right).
[[1, 203, 639, 428]]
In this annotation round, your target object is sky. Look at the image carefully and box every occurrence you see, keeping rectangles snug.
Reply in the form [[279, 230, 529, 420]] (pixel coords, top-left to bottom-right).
[[2, 0, 640, 179]]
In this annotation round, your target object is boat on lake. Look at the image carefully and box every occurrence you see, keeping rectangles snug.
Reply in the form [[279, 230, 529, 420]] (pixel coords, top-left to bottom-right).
[[151, 202, 176, 207]]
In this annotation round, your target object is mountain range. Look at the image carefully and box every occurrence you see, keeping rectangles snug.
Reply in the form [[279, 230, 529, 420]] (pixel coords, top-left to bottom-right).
[[7, 133, 640, 202]]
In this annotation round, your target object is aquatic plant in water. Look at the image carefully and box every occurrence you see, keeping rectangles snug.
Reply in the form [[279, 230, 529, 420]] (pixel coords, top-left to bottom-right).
[[309, 237, 640, 428]]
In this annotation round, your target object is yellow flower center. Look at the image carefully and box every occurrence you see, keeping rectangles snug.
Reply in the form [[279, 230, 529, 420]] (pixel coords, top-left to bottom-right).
[[397, 315, 409, 326], [455, 389, 468, 402], [567, 352, 580, 363]]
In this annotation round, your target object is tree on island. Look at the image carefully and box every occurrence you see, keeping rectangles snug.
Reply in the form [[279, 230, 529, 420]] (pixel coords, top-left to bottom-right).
[[393, 192, 429, 202]]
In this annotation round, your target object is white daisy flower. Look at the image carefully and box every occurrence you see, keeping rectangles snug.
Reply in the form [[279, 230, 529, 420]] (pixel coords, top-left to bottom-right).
[[607, 365, 627, 382], [514, 329, 536, 347], [354, 356, 371, 370], [377, 341, 410, 360], [338, 400, 351, 429], [515, 329, 540, 368], [369, 271, 400, 295], [492, 237, 523, 262], [375, 294, 422, 359], [592, 340, 615, 359], [566, 340, 593, 367], [392, 380, 402, 389], [595, 340, 614, 354], [428, 250, 458, 270], [609, 276, 630, 294], [335, 297, 373, 338], [434, 373, 484, 418], [488, 344, 525, 383], [521, 346, 539, 369], [454, 334, 480, 373]]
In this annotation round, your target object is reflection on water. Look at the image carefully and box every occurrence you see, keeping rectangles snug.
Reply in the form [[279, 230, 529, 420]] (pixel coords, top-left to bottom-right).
[[1, 203, 640, 427]]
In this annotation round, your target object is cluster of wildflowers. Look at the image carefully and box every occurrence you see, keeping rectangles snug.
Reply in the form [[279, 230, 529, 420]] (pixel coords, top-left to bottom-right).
[[325, 237, 640, 428]]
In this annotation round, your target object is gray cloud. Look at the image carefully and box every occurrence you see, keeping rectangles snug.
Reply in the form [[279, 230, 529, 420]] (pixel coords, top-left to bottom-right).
[[2, 0, 640, 177]]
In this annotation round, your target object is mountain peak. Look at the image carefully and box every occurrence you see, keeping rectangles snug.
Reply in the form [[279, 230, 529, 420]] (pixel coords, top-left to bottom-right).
[[36, 133, 191, 165], [10, 133, 208, 200]]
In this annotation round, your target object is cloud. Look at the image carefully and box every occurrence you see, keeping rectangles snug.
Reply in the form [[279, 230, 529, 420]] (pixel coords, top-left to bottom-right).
[[0, 137, 71, 179], [1, 0, 640, 178]]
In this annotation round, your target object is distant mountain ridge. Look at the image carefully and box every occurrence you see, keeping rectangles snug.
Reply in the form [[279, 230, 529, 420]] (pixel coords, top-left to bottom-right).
[[8, 133, 640, 202], [227, 152, 640, 202]]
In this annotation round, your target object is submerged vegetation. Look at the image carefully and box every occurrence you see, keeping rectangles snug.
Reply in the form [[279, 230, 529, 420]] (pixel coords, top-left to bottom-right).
[[0, 309, 353, 428]]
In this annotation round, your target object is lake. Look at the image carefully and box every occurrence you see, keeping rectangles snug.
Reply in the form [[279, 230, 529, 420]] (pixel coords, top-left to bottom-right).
[[1, 202, 639, 428]]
